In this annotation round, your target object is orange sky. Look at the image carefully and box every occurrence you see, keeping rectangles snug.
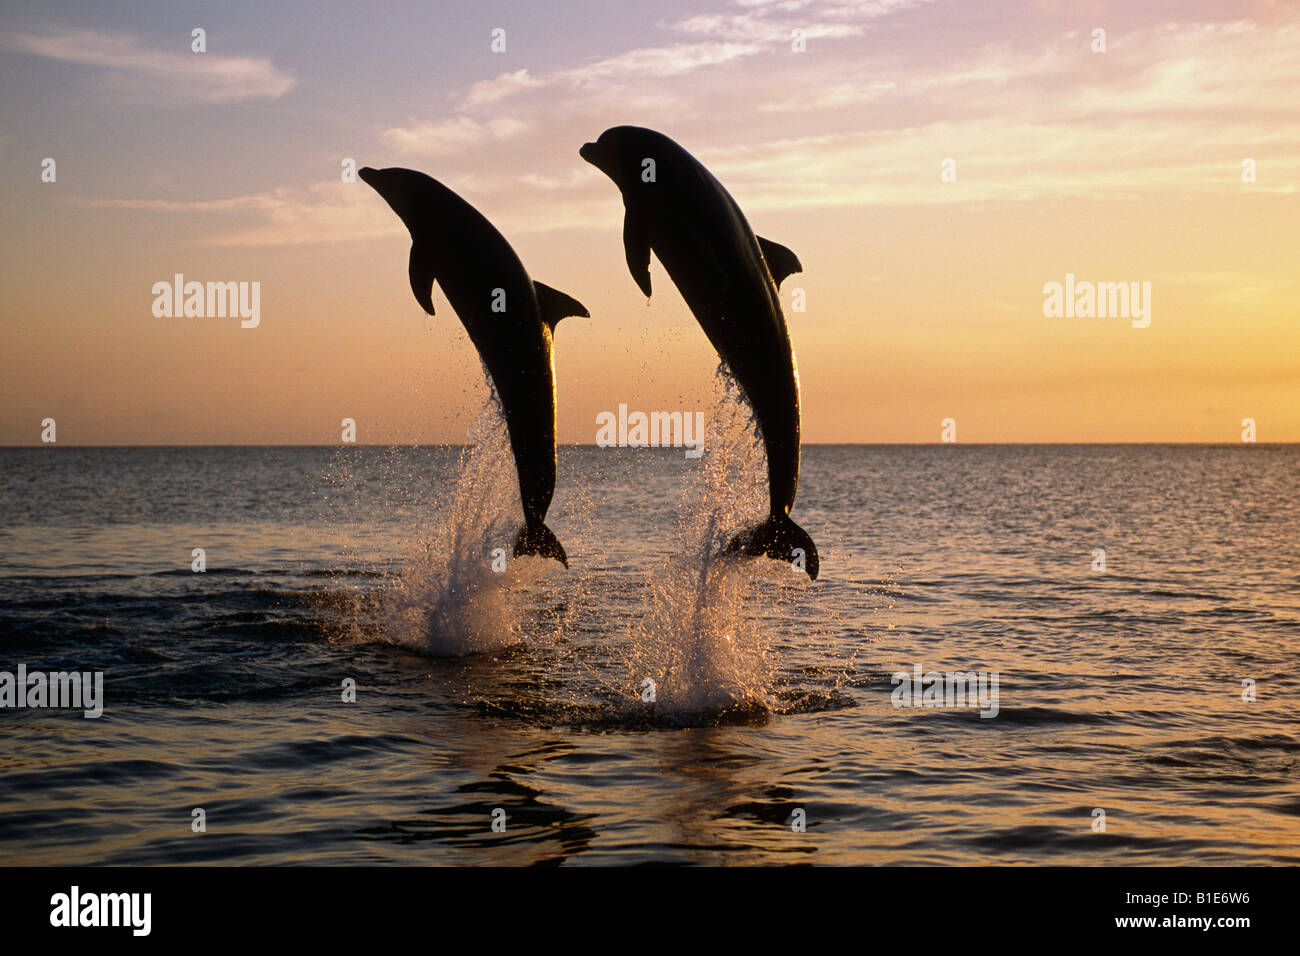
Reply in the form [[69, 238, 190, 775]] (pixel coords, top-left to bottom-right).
[[2, 0, 1297, 444]]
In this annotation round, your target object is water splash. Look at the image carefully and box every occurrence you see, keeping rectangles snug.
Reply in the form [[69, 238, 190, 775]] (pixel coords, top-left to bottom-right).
[[625, 368, 786, 719], [369, 393, 562, 657]]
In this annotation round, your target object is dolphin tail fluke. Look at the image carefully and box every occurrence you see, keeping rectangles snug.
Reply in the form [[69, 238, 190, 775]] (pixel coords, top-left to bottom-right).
[[513, 521, 569, 568], [727, 513, 819, 580]]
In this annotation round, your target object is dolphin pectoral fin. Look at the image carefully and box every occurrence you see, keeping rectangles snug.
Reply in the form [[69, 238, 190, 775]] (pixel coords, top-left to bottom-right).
[[757, 237, 803, 288], [725, 513, 820, 580], [408, 240, 437, 315], [534, 282, 589, 329], [513, 521, 568, 568], [623, 210, 652, 298]]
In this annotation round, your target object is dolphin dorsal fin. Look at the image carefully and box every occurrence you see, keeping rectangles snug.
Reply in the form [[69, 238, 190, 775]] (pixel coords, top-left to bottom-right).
[[758, 237, 803, 288], [534, 282, 589, 328]]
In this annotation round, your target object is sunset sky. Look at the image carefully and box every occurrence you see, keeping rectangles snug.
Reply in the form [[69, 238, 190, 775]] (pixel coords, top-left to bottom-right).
[[2, 0, 1297, 444]]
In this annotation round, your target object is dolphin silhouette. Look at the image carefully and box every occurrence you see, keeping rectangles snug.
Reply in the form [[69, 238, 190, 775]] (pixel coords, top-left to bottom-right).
[[580, 127, 819, 580], [359, 166, 587, 567]]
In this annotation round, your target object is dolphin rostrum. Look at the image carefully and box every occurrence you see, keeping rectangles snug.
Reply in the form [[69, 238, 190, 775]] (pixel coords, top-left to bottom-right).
[[359, 166, 587, 567], [580, 126, 820, 579]]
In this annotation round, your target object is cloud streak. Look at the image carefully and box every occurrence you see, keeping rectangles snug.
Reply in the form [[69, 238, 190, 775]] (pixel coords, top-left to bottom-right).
[[455, 0, 929, 111], [81, 182, 399, 246], [0, 28, 296, 102], [78, 6, 1300, 246], [381, 116, 531, 156]]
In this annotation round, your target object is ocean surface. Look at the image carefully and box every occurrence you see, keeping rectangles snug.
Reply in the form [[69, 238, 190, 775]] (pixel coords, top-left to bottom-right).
[[2, 409, 1298, 865]]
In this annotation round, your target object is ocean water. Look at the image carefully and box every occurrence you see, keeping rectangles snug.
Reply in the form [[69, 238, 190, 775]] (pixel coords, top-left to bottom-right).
[[1, 407, 1297, 865]]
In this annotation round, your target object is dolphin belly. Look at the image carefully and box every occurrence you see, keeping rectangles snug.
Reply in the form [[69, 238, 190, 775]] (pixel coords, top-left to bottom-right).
[[437, 273, 561, 538], [654, 236, 801, 519]]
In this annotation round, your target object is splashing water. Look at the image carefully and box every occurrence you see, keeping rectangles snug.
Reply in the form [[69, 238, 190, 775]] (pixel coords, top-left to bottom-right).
[[625, 368, 787, 719], [379, 393, 558, 657], [320, 364, 821, 716]]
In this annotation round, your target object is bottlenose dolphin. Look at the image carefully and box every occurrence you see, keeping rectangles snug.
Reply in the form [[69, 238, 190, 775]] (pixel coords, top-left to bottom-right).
[[580, 126, 819, 579], [359, 166, 587, 567]]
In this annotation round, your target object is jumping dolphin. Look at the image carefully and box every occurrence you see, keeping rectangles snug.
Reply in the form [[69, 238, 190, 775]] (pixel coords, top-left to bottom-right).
[[580, 126, 819, 580], [359, 166, 587, 567]]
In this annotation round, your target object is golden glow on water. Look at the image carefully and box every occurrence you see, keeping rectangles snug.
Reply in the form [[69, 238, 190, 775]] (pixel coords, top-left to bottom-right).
[[1, 443, 1297, 864]]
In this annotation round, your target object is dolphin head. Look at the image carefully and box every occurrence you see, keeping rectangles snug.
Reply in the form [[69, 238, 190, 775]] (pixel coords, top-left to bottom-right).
[[578, 139, 603, 170], [358, 166, 441, 237], [581, 126, 667, 190]]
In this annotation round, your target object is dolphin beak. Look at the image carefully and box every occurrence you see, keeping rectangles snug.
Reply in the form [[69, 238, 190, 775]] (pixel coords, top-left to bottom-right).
[[579, 142, 598, 165], [358, 166, 378, 186]]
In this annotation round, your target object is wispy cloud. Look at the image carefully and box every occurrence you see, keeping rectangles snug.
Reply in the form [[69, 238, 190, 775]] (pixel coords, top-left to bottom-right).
[[559, 40, 764, 82], [74, 5, 1300, 246], [0, 28, 296, 103], [695, 17, 1300, 205], [81, 175, 624, 244], [461, 69, 544, 107], [455, 0, 927, 110], [81, 182, 399, 246], [381, 116, 531, 156], [403, 0, 924, 158]]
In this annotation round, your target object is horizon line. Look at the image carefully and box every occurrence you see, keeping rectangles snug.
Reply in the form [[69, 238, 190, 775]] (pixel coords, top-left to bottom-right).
[[2, 442, 1294, 450]]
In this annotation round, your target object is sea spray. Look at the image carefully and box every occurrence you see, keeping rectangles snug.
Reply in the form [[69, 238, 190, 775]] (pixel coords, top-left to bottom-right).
[[323, 390, 569, 657], [389, 394, 570, 656], [625, 369, 784, 718]]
